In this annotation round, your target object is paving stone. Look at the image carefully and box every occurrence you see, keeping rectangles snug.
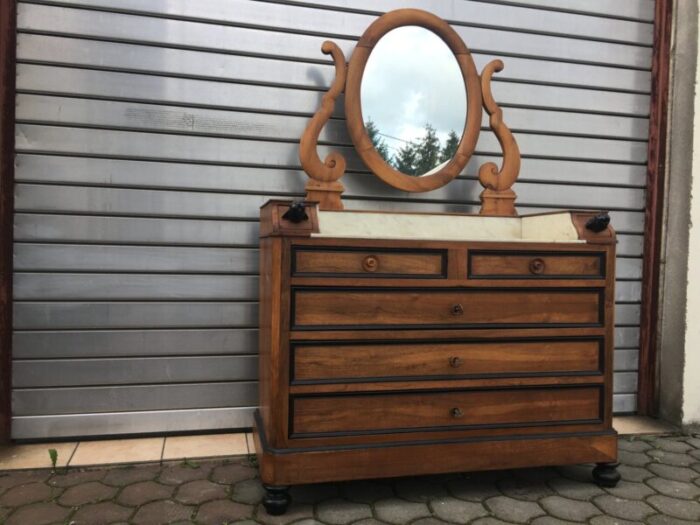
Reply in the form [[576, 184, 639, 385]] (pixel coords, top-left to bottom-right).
[[472, 518, 522, 525], [654, 438, 694, 453], [592, 495, 655, 521], [0, 482, 55, 506], [618, 450, 650, 467], [547, 476, 604, 500], [256, 502, 313, 525], [430, 496, 487, 524], [513, 467, 560, 483], [619, 439, 653, 453], [131, 500, 195, 524], [531, 518, 579, 525], [617, 465, 653, 483], [604, 480, 655, 500], [158, 462, 212, 485], [687, 437, 700, 449], [541, 494, 601, 521], [412, 518, 452, 525], [394, 477, 448, 502], [375, 497, 431, 524], [291, 483, 339, 504], [118, 480, 173, 506], [0, 470, 50, 491], [647, 494, 700, 521], [5, 501, 71, 525], [589, 517, 643, 525], [341, 480, 394, 504], [103, 465, 160, 486], [647, 463, 699, 482], [210, 462, 257, 484], [316, 498, 372, 525], [175, 479, 227, 504], [485, 495, 545, 524], [231, 477, 265, 504], [71, 501, 133, 524], [195, 499, 253, 525], [48, 468, 105, 487], [291, 520, 329, 525], [688, 448, 700, 460], [498, 476, 553, 501], [447, 477, 500, 502], [647, 449, 696, 467], [58, 480, 117, 506], [647, 514, 699, 525], [556, 464, 594, 483], [647, 476, 700, 499]]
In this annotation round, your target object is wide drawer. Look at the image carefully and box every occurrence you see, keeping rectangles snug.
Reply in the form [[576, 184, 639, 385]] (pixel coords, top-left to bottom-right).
[[291, 339, 602, 383], [292, 248, 446, 278], [292, 288, 602, 329], [291, 386, 602, 436], [469, 251, 604, 279]]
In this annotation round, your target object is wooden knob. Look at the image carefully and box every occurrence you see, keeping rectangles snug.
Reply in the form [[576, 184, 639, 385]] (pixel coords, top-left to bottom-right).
[[529, 258, 545, 275], [362, 255, 379, 272], [449, 357, 463, 368], [451, 304, 464, 316], [451, 407, 464, 418]]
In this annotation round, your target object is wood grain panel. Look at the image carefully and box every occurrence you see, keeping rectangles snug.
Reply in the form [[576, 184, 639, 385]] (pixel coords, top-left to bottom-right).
[[469, 252, 603, 278], [292, 339, 602, 382], [293, 289, 602, 328], [292, 387, 601, 435], [293, 249, 445, 277]]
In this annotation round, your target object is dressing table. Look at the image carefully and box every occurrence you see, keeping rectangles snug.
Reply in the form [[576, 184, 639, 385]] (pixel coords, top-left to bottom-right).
[[253, 8, 619, 515]]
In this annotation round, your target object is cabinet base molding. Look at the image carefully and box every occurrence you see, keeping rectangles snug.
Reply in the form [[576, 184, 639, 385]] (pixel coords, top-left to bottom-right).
[[253, 411, 617, 486]]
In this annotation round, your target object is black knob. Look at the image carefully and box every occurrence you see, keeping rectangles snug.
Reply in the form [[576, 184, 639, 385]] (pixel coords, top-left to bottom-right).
[[585, 213, 610, 233], [282, 202, 308, 223]]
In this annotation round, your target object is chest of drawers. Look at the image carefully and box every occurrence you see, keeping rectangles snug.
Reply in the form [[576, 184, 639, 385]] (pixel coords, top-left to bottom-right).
[[253, 201, 620, 515]]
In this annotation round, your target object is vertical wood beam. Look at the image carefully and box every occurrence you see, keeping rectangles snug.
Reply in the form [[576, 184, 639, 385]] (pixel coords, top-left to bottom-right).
[[638, 0, 674, 416]]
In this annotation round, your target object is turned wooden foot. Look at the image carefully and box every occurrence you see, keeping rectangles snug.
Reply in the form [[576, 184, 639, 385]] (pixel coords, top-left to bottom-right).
[[592, 462, 621, 487], [262, 485, 291, 515]]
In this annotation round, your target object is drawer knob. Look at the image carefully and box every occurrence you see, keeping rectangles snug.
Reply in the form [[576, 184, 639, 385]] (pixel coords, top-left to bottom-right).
[[449, 357, 463, 368], [451, 304, 464, 316], [451, 407, 464, 418], [362, 255, 379, 272], [529, 258, 546, 275]]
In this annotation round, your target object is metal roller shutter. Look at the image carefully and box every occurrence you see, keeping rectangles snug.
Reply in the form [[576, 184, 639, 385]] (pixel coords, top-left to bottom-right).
[[11, 0, 653, 439]]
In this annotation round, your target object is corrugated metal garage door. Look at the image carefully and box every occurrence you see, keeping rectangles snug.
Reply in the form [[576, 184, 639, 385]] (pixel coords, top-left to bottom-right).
[[11, 0, 653, 439]]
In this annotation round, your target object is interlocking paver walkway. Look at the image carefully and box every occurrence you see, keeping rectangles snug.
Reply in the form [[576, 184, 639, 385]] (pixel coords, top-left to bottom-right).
[[0, 434, 699, 524]]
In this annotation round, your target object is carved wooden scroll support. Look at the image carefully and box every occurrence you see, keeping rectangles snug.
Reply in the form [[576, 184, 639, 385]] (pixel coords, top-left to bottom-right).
[[478, 60, 521, 216], [299, 41, 347, 210]]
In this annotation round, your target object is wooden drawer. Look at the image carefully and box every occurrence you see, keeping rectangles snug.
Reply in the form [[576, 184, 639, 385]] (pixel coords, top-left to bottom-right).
[[291, 386, 602, 436], [293, 248, 446, 278], [292, 288, 602, 329], [469, 251, 604, 279], [291, 339, 602, 383]]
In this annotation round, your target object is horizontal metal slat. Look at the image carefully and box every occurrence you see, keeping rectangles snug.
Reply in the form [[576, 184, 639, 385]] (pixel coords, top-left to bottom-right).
[[11, 406, 255, 439], [614, 372, 639, 394], [13, 356, 258, 387], [614, 349, 639, 372], [13, 329, 259, 359], [13, 382, 257, 415], [18, 2, 653, 64], [616, 304, 640, 326], [13, 302, 259, 330], [17, 64, 652, 116], [16, 33, 652, 94], [613, 394, 636, 413], [496, 0, 653, 21]]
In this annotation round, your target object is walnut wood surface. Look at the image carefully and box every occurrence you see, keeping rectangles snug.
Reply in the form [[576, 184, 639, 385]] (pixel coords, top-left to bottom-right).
[[292, 387, 601, 435], [292, 339, 601, 382], [293, 289, 601, 328], [344, 9, 483, 193], [469, 252, 602, 278], [294, 249, 445, 277]]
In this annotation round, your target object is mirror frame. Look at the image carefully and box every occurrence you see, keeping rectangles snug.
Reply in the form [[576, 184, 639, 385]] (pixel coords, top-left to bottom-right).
[[345, 9, 483, 192]]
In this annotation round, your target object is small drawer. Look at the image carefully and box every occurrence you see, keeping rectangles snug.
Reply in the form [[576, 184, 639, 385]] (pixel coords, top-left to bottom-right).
[[292, 288, 602, 329], [291, 339, 602, 383], [469, 251, 604, 279], [291, 386, 602, 436], [292, 248, 446, 278]]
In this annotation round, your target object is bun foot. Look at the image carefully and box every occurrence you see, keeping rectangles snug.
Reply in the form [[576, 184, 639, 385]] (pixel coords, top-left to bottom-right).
[[262, 484, 291, 516], [593, 462, 621, 487]]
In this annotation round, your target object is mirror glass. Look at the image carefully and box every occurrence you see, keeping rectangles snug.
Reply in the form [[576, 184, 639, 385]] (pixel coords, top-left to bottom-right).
[[361, 26, 467, 176]]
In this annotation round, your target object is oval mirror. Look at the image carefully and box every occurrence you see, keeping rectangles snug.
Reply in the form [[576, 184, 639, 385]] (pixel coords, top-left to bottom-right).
[[361, 26, 467, 178], [345, 10, 482, 193]]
